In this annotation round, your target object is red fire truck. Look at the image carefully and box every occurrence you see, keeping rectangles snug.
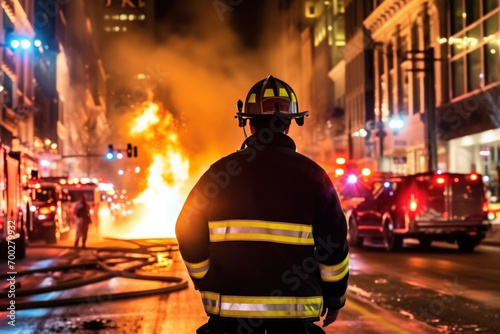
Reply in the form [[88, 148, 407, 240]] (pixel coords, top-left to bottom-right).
[[0, 148, 38, 259]]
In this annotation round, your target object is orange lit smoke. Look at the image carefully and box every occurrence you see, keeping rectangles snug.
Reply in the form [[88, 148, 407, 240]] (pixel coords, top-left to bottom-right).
[[123, 97, 189, 238]]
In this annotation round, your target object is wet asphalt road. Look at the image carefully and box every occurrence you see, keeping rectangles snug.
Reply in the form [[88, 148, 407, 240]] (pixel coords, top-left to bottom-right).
[[0, 237, 499, 334]]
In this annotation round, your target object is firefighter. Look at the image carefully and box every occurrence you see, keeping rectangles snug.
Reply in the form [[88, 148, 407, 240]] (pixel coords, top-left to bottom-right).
[[73, 194, 91, 248], [176, 76, 348, 334]]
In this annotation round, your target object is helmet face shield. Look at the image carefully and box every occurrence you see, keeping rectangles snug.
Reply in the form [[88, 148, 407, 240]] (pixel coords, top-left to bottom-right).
[[261, 99, 292, 114], [236, 75, 308, 126]]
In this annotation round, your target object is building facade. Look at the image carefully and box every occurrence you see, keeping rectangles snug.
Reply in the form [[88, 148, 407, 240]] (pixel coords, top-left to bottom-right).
[[364, 0, 447, 174], [277, 0, 347, 167], [1, 0, 36, 156], [344, 0, 375, 168], [438, 0, 500, 198]]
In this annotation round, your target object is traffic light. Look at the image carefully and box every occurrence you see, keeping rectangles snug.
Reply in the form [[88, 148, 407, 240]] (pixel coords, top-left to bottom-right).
[[127, 143, 132, 158], [134, 146, 138, 158], [106, 145, 114, 160]]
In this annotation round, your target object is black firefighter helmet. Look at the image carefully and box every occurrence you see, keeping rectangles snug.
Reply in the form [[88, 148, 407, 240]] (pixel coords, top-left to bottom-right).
[[236, 75, 309, 127]]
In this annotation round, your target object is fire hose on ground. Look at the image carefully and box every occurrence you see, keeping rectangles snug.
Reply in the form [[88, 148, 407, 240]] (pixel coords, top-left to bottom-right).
[[0, 240, 188, 310]]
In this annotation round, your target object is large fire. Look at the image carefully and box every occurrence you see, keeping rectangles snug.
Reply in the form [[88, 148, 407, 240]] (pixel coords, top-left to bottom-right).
[[121, 98, 190, 238]]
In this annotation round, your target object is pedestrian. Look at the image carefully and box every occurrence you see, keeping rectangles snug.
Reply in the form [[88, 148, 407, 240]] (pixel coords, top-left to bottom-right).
[[73, 194, 91, 248], [176, 76, 349, 334]]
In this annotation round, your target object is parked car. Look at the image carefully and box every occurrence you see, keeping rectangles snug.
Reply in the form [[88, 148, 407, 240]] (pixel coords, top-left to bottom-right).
[[28, 182, 70, 244], [346, 172, 491, 252]]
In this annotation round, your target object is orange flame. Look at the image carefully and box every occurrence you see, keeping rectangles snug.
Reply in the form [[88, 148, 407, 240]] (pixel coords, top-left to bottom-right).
[[123, 98, 189, 238]]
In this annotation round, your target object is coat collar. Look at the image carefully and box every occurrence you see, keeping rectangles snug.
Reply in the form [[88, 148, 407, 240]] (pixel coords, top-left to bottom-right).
[[240, 132, 296, 151]]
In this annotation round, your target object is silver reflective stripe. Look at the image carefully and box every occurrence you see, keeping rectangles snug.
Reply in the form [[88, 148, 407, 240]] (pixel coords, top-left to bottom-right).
[[319, 253, 349, 282], [208, 220, 314, 245], [201, 291, 220, 315], [216, 295, 323, 318], [184, 259, 210, 279]]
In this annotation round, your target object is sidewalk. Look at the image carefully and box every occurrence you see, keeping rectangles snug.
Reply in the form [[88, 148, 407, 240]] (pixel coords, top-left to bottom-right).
[[482, 221, 500, 246]]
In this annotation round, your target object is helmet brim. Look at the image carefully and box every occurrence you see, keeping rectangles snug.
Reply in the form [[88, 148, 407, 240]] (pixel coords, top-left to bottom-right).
[[235, 111, 309, 119]]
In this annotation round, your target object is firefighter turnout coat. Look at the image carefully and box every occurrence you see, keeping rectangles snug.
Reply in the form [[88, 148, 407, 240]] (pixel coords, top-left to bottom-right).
[[176, 132, 349, 321]]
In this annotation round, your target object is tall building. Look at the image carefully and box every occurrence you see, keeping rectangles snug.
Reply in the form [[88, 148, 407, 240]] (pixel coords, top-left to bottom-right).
[[344, 0, 375, 167], [88, 0, 156, 115], [32, 0, 108, 177], [364, 0, 446, 174], [0, 0, 36, 156], [437, 0, 500, 197], [277, 0, 347, 165]]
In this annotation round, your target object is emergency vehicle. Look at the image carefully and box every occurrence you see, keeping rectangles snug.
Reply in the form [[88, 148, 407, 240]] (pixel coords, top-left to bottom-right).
[[27, 181, 70, 243], [0, 149, 38, 259], [42, 177, 101, 228], [347, 172, 491, 252]]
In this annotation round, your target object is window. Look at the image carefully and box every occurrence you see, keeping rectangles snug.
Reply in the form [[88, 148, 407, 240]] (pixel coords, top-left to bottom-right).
[[484, 0, 499, 13], [452, 58, 465, 97], [467, 49, 482, 91], [484, 13, 499, 36], [452, 0, 464, 34], [104, 15, 110, 20], [466, 0, 481, 25], [485, 41, 500, 84], [120, 14, 127, 21], [138, 14, 146, 20], [128, 14, 136, 20]]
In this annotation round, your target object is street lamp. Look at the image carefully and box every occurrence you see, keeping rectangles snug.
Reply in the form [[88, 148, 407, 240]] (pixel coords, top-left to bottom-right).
[[388, 117, 404, 130]]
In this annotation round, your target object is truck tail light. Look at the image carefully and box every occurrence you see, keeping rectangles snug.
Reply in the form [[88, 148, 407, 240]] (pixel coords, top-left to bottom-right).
[[39, 205, 56, 214], [482, 202, 489, 212], [436, 177, 445, 184], [470, 173, 478, 181], [408, 194, 418, 212]]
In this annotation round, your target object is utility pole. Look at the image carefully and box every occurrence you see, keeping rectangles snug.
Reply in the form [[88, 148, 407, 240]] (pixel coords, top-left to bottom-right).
[[406, 47, 438, 172]]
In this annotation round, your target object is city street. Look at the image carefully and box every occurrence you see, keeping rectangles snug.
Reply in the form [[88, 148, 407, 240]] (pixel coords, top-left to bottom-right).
[[3, 0, 500, 333], [1, 227, 499, 334]]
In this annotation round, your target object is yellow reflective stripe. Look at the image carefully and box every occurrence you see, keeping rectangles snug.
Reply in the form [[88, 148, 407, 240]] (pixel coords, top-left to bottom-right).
[[319, 253, 349, 282], [221, 296, 321, 304], [210, 233, 314, 245], [209, 220, 314, 245], [201, 291, 219, 301], [209, 220, 312, 232], [279, 88, 289, 97], [217, 295, 323, 318], [184, 258, 210, 279], [184, 258, 209, 269], [291, 93, 297, 102], [248, 93, 256, 103], [264, 88, 274, 97], [220, 310, 318, 318]]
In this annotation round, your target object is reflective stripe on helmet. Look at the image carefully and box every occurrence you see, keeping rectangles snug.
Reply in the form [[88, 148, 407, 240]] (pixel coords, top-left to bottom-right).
[[263, 88, 275, 97], [201, 293, 323, 318], [184, 258, 210, 279], [279, 88, 289, 97], [319, 253, 349, 282], [208, 220, 314, 245]]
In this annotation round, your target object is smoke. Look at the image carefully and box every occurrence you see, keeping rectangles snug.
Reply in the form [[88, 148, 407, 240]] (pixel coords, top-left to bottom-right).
[[105, 0, 282, 189]]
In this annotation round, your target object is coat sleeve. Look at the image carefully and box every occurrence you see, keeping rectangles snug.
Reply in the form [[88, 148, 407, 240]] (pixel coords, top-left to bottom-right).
[[175, 172, 211, 289], [313, 171, 349, 310]]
